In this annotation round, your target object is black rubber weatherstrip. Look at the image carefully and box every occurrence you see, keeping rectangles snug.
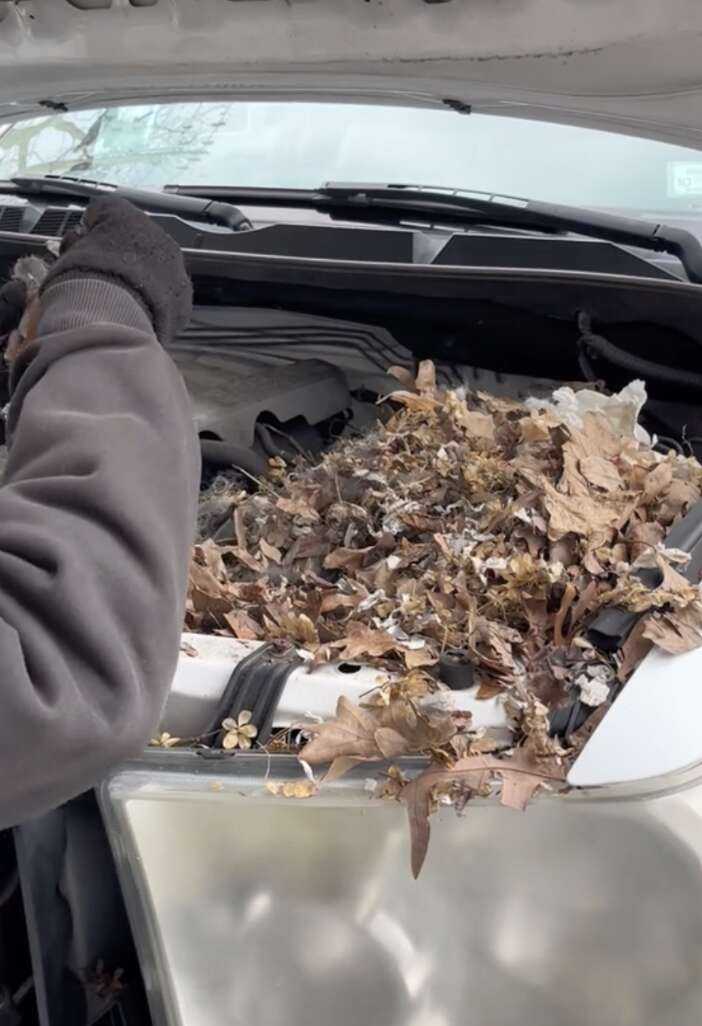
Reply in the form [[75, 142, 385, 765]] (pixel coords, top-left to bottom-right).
[[588, 499, 702, 653], [205, 644, 302, 748]]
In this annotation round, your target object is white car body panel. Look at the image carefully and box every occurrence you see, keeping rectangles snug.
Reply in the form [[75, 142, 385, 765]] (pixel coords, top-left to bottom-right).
[[165, 632, 508, 740], [568, 646, 702, 787]]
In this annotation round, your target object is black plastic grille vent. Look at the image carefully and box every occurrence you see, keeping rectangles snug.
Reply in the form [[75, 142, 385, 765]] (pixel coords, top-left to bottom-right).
[[31, 207, 83, 237], [0, 206, 23, 233]]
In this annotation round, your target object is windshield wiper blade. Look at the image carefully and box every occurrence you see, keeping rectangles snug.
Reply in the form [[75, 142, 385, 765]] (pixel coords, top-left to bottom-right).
[[164, 183, 563, 233], [320, 182, 702, 283], [10, 174, 252, 232]]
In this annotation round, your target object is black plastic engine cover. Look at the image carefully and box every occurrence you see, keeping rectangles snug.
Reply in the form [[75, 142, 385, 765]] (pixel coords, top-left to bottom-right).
[[173, 357, 351, 448]]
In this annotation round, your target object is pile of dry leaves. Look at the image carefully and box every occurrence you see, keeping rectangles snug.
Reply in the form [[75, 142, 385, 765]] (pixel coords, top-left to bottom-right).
[[185, 363, 702, 874]]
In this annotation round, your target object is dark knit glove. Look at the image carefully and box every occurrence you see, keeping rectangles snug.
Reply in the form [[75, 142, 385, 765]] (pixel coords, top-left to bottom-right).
[[41, 196, 192, 345]]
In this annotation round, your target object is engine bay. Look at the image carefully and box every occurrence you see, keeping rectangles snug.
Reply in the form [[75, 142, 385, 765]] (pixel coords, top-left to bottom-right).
[[167, 289, 702, 530]]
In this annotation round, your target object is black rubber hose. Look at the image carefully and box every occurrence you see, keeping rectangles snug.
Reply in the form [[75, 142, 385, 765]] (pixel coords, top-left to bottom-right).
[[254, 422, 283, 460], [199, 438, 268, 479], [576, 344, 598, 383], [654, 435, 685, 456], [581, 331, 702, 393], [256, 421, 311, 459]]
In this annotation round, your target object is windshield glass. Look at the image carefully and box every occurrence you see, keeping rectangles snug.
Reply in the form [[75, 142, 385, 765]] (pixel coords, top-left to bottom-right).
[[1, 101, 701, 214]]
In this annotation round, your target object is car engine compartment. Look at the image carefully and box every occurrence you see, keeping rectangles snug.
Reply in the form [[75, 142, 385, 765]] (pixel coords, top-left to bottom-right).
[[167, 287, 702, 531]]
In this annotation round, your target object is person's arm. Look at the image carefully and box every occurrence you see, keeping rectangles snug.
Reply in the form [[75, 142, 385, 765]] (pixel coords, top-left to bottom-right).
[[0, 199, 199, 827]]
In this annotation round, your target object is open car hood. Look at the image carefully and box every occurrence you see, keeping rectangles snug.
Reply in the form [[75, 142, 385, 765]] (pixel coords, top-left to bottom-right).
[[2, 0, 702, 148]]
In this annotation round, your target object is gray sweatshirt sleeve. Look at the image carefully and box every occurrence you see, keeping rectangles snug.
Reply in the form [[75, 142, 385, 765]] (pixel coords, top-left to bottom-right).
[[0, 278, 200, 827]]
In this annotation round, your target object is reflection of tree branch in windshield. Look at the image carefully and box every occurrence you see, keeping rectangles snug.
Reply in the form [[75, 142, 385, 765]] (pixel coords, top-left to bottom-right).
[[0, 114, 94, 178], [0, 103, 231, 188], [67, 112, 107, 172], [1, 114, 90, 177]]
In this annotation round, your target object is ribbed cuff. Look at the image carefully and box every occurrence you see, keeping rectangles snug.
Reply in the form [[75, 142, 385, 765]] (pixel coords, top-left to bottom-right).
[[38, 278, 153, 338]]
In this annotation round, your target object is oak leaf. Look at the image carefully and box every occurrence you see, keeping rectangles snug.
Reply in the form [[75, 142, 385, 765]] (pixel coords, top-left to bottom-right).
[[400, 751, 566, 877], [334, 623, 397, 661], [301, 696, 455, 776]]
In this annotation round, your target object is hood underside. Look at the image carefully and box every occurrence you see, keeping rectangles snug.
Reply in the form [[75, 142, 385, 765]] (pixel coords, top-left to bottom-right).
[[2, 0, 702, 148]]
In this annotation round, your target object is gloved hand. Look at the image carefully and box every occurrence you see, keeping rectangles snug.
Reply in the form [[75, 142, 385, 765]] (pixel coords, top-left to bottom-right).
[[41, 195, 192, 345]]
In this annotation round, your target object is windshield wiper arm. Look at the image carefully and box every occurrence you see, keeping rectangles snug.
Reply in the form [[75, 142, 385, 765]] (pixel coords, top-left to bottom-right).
[[320, 182, 702, 283], [10, 174, 252, 232]]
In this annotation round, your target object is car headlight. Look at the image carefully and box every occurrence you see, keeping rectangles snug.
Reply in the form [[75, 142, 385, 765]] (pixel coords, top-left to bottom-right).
[[101, 751, 702, 1026]]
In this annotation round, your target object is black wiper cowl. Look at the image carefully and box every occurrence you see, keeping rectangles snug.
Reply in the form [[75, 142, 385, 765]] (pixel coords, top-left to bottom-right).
[[321, 182, 702, 283], [11, 175, 252, 232]]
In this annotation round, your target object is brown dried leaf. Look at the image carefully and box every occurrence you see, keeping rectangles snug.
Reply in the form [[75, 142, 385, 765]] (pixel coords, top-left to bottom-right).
[[197, 538, 228, 577], [259, 537, 283, 563], [568, 580, 600, 635], [403, 646, 438, 669], [400, 751, 566, 877], [302, 696, 383, 764], [284, 612, 319, 646], [276, 496, 320, 522], [220, 545, 261, 572], [324, 545, 377, 571], [334, 623, 397, 661], [627, 520, 665, 562], [656, 553, 693, 594], [266, 780, 318, 799], [388, 391, 441, 415], [387, 365, 416, 388], [475, 680, 504, 700], [188, 561, 232, 615], [224, 610, 262, 640], [415, 359, 437, 393], [521, 694, 567, 762], [379, 700, 456, 754], [375, 765, 410, 799], [519, 412, 559, 443], [642, 460, 674, 503], [643, 600, 702, 654], [659, 477, 700, 520], [319, 592, 361, 614], [445, 393, 496, 441], [542, 480, 626, 543], [553, 583, 576, 647], [302, 695, 455, 769], [579, 454, 623, 492]]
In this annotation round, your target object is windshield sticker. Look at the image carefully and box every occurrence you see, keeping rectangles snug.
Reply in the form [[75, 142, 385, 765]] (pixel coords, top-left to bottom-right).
[[667, 161, 702, 197]]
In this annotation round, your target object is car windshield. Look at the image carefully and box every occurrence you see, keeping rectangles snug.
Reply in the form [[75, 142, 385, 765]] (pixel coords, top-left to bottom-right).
[[0, 101, 701, 214]]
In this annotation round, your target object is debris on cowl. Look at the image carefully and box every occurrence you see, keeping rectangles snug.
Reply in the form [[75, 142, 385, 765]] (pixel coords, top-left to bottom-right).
[[187, 362, 702, 875]]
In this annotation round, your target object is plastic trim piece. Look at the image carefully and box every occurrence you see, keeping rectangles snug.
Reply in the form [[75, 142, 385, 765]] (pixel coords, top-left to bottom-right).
[[208, 644, 301, 747]]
